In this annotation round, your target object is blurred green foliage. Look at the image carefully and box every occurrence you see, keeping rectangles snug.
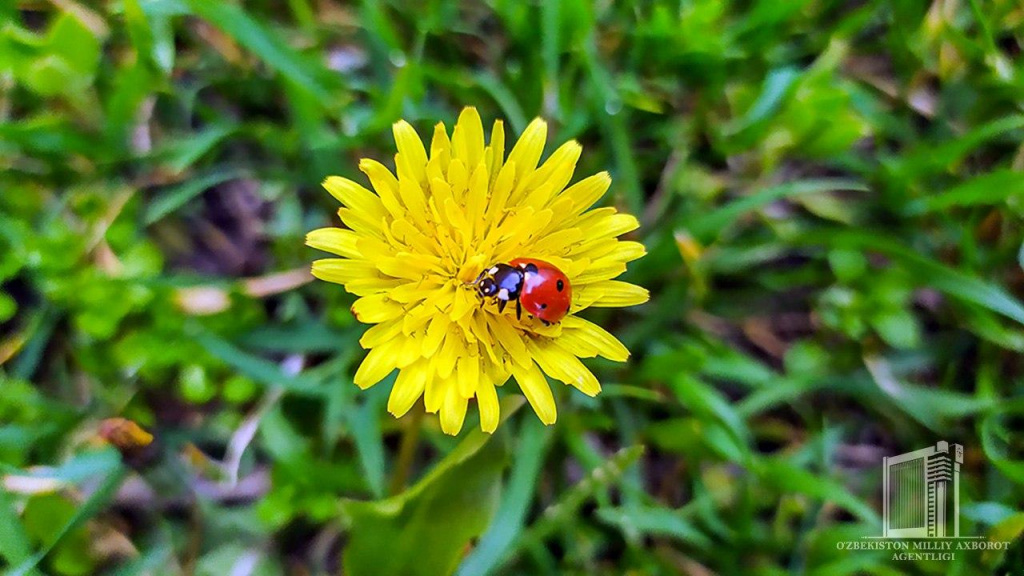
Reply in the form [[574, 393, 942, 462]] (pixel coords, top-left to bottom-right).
[[2, 0, 1024, 574]]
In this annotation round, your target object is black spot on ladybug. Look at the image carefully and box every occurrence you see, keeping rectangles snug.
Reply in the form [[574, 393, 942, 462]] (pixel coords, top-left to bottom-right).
[[540, 303, 547, 309], [524, 263, 538, 273], [556, 279, 564, 291]]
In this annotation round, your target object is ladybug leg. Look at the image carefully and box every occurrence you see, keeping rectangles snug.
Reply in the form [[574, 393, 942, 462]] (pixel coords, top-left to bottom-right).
[[497, 299, 507, 313], [516, 299, 522, 321], [541, 319, 550, 326]]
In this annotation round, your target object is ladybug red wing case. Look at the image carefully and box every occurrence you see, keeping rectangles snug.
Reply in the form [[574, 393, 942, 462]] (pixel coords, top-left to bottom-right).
[[510, 258, 572, 324]]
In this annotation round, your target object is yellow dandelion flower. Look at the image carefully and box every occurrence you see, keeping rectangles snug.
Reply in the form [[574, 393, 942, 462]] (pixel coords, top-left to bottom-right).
[[307, 107, 649, 435]]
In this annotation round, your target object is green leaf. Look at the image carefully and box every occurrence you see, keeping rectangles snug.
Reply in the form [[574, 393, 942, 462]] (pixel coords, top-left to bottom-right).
[[0, 487, 34, 571], [869, 308, 921, 349], [182, 0, 334, 102], [515, 445, 645, 553], [980, 413, 1024, 485], [195, 544, 283, 576], [339, 397, 524, 576], [124, 0, 175, 74], [989, 513, 1024, 550], [888, 115, 1024, 179], [22, 494, 93, 576], [0, 291, 17, 322], [908, 168, 1024, 214], [688, 179, 868, 243], [46, 13, 101, 76], [10, 459, 126, 576], [16, 13, 101, 97], [457, 417, 551, 576], [157, 124, 237, 175], [474, 71, 527, 135], [23, 55, 78, 97], [827, 249, 868, 282], [144, 168, 246, 224], [796, 229, 1024, 325], [192, 329, 324, 396], [123, 0, 155, 67], [11, 307, 60, 380], [670, 375, 751, 464], [347, 384, 387, 499], [238, 321, 354, 354], [757, 458, 878, 524], [259, 405, 313, 473], [581, 36, 642, 216], [724, 66, 800, 134], [597, 504, 712, 547], [14, 448, 122, 485], [864, 355, 994, 430]]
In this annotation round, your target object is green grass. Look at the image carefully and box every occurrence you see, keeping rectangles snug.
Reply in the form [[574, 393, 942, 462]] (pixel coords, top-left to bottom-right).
[[2, 1, 1024, 574]]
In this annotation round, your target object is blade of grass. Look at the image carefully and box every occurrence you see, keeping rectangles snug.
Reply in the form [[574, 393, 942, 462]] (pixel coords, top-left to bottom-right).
[[474, 71, 527, 135], [540, 0, 560, 117], [10, 461, 127, 576], [597, 504, 712, 547], [348, 383, 388, 499], [688, 178, 868, 243], [724, 66, 800, 135], [864, 354, 996, 430], [888, 115, 1024, 178], [11, 307, 59, 380], [457, 417, 552, 576], [158, 123, 236, 175], [182, 0, 333, 102], [515, 445, 645, 553], [757, 458, 878, 524], [906, 168, 1024, 214], [795, 229, 1024, 324], [191, 328, 325, 396], [0, 486, 35, 571], [582, 35, 643, 216], [144, 168, 246, 224]]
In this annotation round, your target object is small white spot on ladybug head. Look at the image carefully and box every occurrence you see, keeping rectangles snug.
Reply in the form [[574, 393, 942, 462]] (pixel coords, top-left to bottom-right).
[[488, 266, 499, 274]]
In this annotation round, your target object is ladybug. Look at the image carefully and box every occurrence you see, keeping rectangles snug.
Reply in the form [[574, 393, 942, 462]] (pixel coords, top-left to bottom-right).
[[473, 258, 572, 325]]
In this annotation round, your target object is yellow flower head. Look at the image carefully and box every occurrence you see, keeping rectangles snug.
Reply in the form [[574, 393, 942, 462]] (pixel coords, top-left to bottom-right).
[[307, 107, 648, 435]]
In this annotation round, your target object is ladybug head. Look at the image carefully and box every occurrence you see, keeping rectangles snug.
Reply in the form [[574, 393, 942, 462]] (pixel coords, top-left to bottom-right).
[[477, 277, 498, 297]]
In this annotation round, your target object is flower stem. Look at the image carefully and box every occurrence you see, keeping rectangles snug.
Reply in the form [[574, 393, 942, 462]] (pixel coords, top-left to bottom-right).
[[388, 406, 424, 495]]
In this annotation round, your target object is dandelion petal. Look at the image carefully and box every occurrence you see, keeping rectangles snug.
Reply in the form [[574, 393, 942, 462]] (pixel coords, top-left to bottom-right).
[[476, 373, 500, 433], [441, 383, 469, 435], [354, 343, 399, 389], [511, 361, 556, 425], [388, 361, 428, 417], [507, 117, 547, 187], [393, 120, 428, 184], [306, 228, 361, 258], [561, 316, 630, 362], [585, 280, 650, 308]]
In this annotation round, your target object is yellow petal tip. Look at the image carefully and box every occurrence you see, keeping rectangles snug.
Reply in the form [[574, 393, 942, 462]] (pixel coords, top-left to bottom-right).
[[352, 378, 375, 391]]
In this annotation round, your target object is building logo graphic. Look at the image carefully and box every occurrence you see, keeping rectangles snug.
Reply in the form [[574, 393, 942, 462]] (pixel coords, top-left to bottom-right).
[[836, 441, 1011, 562], [881, 441, 962, 538]]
